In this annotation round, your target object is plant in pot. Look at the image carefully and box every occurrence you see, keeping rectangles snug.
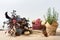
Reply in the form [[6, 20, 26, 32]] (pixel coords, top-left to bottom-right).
[[44, 8, 59, 36]]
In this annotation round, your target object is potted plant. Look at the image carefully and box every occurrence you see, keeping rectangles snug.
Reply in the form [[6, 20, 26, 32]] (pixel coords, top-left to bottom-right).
[[44, 8, 59, 36]]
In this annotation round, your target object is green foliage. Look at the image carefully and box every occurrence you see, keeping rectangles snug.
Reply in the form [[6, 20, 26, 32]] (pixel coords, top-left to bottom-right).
[[45, 8, 58, 25]]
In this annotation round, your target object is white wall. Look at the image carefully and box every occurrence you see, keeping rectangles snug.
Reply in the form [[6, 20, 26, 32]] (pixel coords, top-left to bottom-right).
[[0, 0, 60, 29]]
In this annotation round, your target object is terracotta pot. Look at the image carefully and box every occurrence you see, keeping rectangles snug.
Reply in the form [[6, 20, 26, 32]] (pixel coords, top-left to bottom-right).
[[45, 21, 58, 36]]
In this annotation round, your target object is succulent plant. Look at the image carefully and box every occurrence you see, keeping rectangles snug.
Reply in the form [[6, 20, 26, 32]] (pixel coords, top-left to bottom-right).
[[44, 8, 58, 25]]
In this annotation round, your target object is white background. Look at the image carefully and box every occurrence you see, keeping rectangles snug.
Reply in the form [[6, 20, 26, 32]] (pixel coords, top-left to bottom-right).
[[0, 0, 60, 29]]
